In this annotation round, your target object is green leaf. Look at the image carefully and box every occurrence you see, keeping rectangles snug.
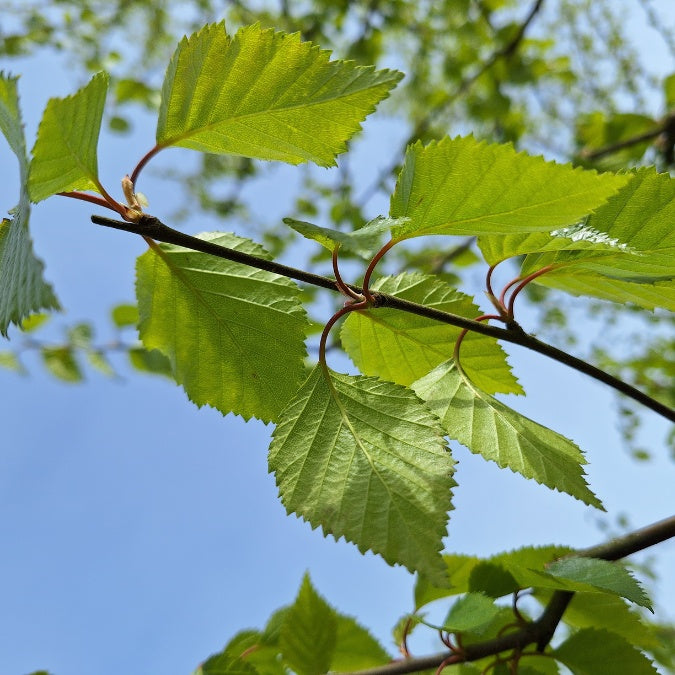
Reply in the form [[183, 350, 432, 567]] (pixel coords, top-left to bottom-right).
[[330, 614, 391, 671], [0, 351, 24, 372], [128, 346, 173, 377], [441, 593, 502, 635], [550, 592, 660, 649], [223, 629, 285, 675], [111, 303, 138, 328], [477, 222, 635, 266], [388, 137, 627, 239], [28, 71, 108, 202], [279, 575, 337, 675], [553, 628, 658, 674], [42, 346, 83, 382], [157, 23, 402, 166], [283, 216, 399, 259], [136, 232, 308, 423], [415, 553, 482, 609], [545, 557, 652, 611], [340, 273, 522, 395], [20, 312, 50, 332], [412, 361, 603, 509], [0, 74, 59, 335], [193, 651, 259, 675], [269, 364, 455, 582], [520, 170, 675, 310], [468, 562, 520, 598]]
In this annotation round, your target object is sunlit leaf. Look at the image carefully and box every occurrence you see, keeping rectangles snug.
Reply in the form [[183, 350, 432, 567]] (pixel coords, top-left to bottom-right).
[[136, 232, 308, 422], [279, 575, 337, 675], [0, 73, 59, 335], [111, 303, 138, 328], [42, 346, 83, 382], [330, 614, 390, 671], [412, 361, 602, 508], [341, 273, 522, 395], [157, 23, 402, 166], [283, 216, 399, 259], [128, 347, 173, 378], [545, 557, 652, 610], [553, 628, 658, 674], [28, 71, 108, 201], [441, 593, 502, 635], [388, 136, 627, 239], [269, 364, 455, 582]]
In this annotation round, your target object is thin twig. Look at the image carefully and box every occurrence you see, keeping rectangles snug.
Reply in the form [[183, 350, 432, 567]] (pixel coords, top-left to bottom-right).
[[91, 214, 675, 423]]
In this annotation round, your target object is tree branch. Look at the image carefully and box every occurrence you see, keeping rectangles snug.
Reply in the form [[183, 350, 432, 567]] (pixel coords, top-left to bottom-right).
[[340, 514, 675, 675], [91, 214, 675, 423], [579, 117, 671, 161]]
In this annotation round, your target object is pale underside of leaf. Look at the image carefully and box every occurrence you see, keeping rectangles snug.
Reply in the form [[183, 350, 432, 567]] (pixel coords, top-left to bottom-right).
[[341, 273, 522, 395], [136, 232, 308, 423], [157, 22, 402, 166], [411, 360, 603, 508], [0, 73, 59, 335], [269, 364, 455, 583], [28, 71, 108, 202], [388, 136, 628, 239]]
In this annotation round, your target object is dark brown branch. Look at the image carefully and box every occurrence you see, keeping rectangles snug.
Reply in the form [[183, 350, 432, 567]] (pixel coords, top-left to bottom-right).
[[341, 515, 675, 675], [91, 214, 675, 423]]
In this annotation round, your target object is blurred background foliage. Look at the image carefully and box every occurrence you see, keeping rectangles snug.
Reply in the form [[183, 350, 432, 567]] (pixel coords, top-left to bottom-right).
[[1, 0, 673, 456]]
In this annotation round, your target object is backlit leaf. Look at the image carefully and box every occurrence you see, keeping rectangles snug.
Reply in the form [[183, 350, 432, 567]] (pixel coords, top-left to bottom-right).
[[442, 593, 502, 635], [269, 364, 455, 583], [545, 557, 652, 610], [412, 361, 602, 508], [0, 73, 59, 335], [388, 137, 627, 239], [341, 273, 522, 395], [553, 628, 658, 674], [283, 216, 399, 259], [42, 346, 83, 382], [520, 170, 675, 310], [330, 615, 390, 671], [279, 575, 337, 675], [28, 72, 108, 202], [157, 23, 402, 166], [136, 232, 308, 422]]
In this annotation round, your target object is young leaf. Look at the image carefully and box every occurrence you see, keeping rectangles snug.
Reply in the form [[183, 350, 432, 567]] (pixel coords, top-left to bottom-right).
[[135, 232, 308, 423], [477, 222, 634, 266], [283, 216, 398, 259], [545, 557, 652, 610], [330, 615, 390, 671], [442, 593, 503, 635], [157, 23, 402, 166], [41, 346, 83, 382], [269, 364, 455, 583], [519, 170, 675, 309], [279, 575, 337, 675], [414, 553, 482, 609], [546, 591, 660, 649], [388, 136, 628, 239], [553, 628, 658, 674], [412, 361, 603, 509], [28, 72, 108, 202], [193, 651, 259, 675], [0, 73, 59, 335], [340, 273, 522, 395]]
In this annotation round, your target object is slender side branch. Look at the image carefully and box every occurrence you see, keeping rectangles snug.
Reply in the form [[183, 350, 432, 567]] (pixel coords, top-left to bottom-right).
[[342, 515, 675, 675], [579, 119, 670, 161], [91, 214, 675, 423]]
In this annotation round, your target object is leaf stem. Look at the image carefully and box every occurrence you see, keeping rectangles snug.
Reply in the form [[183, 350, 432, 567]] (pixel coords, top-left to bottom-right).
[[60, 189, 128, 218], [362, 239, 398, 302], [90, 214, 675, 423], [319, 300, 369, 367], [333, 247, 363, 300], [505, 265, 554, 319], [130, 144, 163, 188]]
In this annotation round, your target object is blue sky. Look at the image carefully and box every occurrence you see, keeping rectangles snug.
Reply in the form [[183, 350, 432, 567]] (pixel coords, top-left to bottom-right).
[[1, 5, 674, 675]]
